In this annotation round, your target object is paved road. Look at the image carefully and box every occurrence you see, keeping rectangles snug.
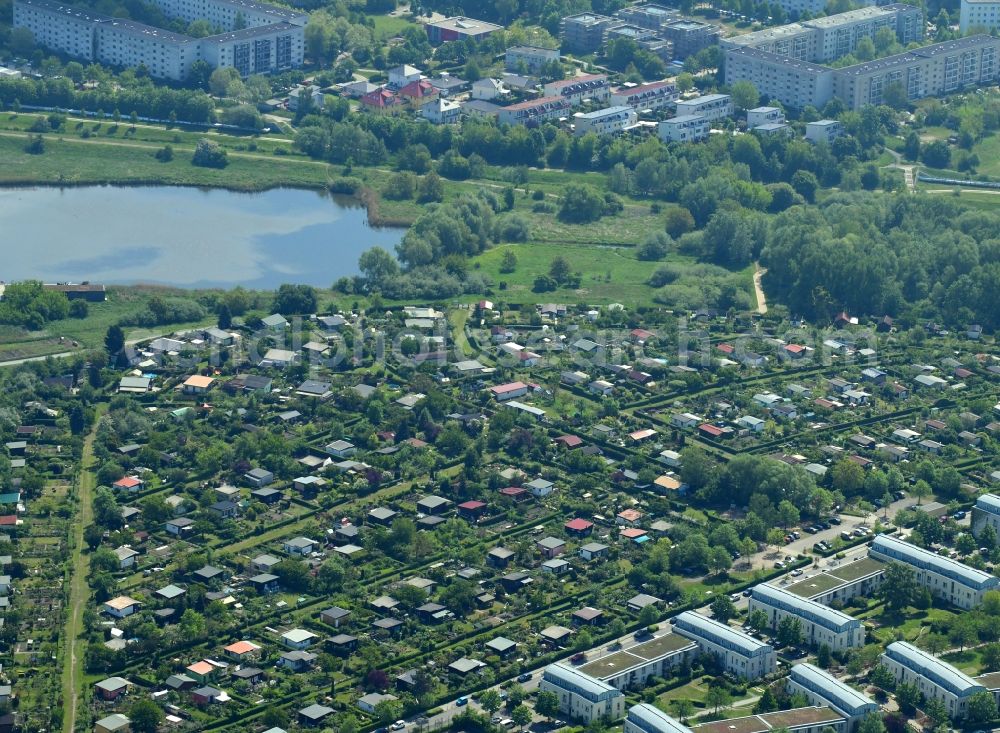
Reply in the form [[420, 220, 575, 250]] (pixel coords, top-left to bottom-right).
[[0, 350, 75, 367]]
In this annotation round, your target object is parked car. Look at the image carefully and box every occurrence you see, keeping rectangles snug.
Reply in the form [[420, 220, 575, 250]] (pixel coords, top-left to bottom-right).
[[518, 672, 533, 682], [954, 511, 967, 520], [791, 531, 801, 539], [775, 561, 785, 569], [390, 721, 406, 731], [742, 589, 752, 597], [828, 516, 842, 525], [455, 697, 468, 707], [791, 568, 803, 576]]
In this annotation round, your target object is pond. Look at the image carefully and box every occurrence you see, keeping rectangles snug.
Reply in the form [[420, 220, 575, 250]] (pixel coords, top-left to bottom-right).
[[0, 185, 406, 289]]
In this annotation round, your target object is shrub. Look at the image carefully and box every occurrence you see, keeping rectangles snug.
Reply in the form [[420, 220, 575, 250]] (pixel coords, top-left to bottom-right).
[[192, 139, 227, 168]]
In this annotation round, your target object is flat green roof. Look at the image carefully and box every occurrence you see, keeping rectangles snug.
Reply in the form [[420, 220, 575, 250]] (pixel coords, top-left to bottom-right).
[[827, 557, 885, 582], [783, 573, 844, 598], [579, 650, 645, 679], [630, 632, 697, 660]]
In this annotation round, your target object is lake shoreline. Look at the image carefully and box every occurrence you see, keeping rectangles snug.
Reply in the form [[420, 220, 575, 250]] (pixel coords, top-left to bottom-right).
[[0, 184, 407, 289], [0, 178, 415, 230]]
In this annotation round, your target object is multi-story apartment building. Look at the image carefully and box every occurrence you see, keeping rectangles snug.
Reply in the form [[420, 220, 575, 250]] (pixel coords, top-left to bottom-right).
[[721, 5, 923, 64], [771, 0, 877, 19], [961, 0, 1000, 32], [539, 663, 625, 723], [675, 93, 732, 121], [749, 585, 865, 652], [505, 46, 560, 74], [544, 73, 611, 105], [95, 18, 200, 80], [617, 3, 680, 31], [671, 611, 776, 680], [659, 19, 720, 58], [726, 34, 1000, 111], [573, 106, 637, 136], [787, 664, 879, 732], [13, 0, 102, 61], [149, 0, 306, 29], [692, 708, 847, 733], [659, 114, 710, 142], [972, 493, 1000, 539], [746, 106, 785, 126], [610, 80, 679, 112], [724, 46, 834, 109], [869, 535, 999, 609], [805, 119, 845, 143], [606, 24, 674, 60], [13, 0, 303, 79], [199, 23, 302, 76], [881, 641, 987, 720], [625, 704, 691, 733], [497, 96, 572, 126], [781, 558, 886, 605], [424, 16, 503, 44], [578, 633, 698, 690], [561, 13, 619, 53]]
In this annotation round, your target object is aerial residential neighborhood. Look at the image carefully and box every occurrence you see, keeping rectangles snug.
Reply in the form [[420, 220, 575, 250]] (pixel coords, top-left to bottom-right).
[[2, 0, 1000, 729]]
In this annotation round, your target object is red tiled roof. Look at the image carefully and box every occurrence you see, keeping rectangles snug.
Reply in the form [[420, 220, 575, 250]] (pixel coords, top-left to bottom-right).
[[565, 518, 593, 531]]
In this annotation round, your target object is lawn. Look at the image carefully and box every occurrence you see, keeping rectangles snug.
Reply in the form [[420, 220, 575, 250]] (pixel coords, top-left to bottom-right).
[[371, 14, 420, 39]]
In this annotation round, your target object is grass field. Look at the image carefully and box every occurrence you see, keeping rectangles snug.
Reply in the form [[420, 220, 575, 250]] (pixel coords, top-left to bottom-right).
[[472, 243, 755, 308]]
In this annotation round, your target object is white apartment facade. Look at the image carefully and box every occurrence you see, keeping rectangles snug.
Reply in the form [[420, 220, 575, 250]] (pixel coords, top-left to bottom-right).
[[806, 119, 844, 143], [749, 585, 865, 652], [787, 663, 879, 732], [674, 94, 732, 121], [971, 493, 1000, 539], [199, 23, 302, 76], [961, 0, 1000, 32], [610, 80, 679, 112], [543, 73, 611, 105], [671, 611, 776, 680], [574, 106, 637, 136], [659, 114, 710, 142], [506, 45, 560, 73], [625, 704, 691, 733], [746, 106, 785, 126], [869, 535, 1000, 610], [881, 641, 986, 720], [539, 663, 625, 723]]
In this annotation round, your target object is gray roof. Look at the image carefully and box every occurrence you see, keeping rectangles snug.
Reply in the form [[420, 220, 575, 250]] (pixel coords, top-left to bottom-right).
[[753, 584, 861, 633], [884, 641, 985, 697], [871, 535, 998, 591], [673, 611, 773, 658], [542, 662, 622, 702], [627, 703, 692, 733], [976, 493, 1000, 516], [790, 663, 877, 715]]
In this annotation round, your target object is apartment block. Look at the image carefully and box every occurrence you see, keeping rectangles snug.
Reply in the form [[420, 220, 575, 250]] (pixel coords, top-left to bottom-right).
[[724, 46, 833, 109], [578, 633, 698, 690], [972, 493, 1000, 539], [805, 119, 844, 143], [659, 19, 720, 59], [616, 3, 680, 30], [625, 704, 691, 733], [611, 80, 679, 111], [961, 0, 1000, 32], [539, 663, 625, 723], [772, 0, 877, 18], [659, 114, 710, 142], [869, 534, 1000, 610], [606, 24, 674, 60], [497, 95, 572, 126], [13, 0, 303, 80], [561, 13, 619, 53], [149, 0, 306, 28], [787, 663, 879, 732], [505, 46, 560, 74], [199, 23, 302, 76], [573, 106, 637, 136], [671, 611, 776, 680], [750, 585, 865, 652], [675, 93, 732, 121], [881, 641, 986, 720], [544, 73, 611, 105], [424, 16, 503, 44], [747, 106, 785, 126]]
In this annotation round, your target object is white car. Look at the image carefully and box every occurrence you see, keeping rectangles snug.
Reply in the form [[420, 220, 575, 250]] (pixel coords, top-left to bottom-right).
[[390, 721, 406, 731]]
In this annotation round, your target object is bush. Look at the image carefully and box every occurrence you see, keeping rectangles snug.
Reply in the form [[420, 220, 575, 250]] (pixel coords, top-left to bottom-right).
[[558, 184, 620, 223], [155, 145, 174, 162], [192, 139, 228, 168], [498, 213, 531, 242], [23, 134, 44, 154], [383, 172, 417, 201], [637, 232, 673, 261]]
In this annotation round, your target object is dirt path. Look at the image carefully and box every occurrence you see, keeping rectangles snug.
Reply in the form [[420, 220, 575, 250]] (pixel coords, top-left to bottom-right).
[[62, 404, 106, 733], [753, 263, 768, 314]]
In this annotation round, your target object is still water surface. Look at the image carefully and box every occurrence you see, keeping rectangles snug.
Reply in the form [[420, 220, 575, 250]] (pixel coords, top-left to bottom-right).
[[0, 185, 405, 289]]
